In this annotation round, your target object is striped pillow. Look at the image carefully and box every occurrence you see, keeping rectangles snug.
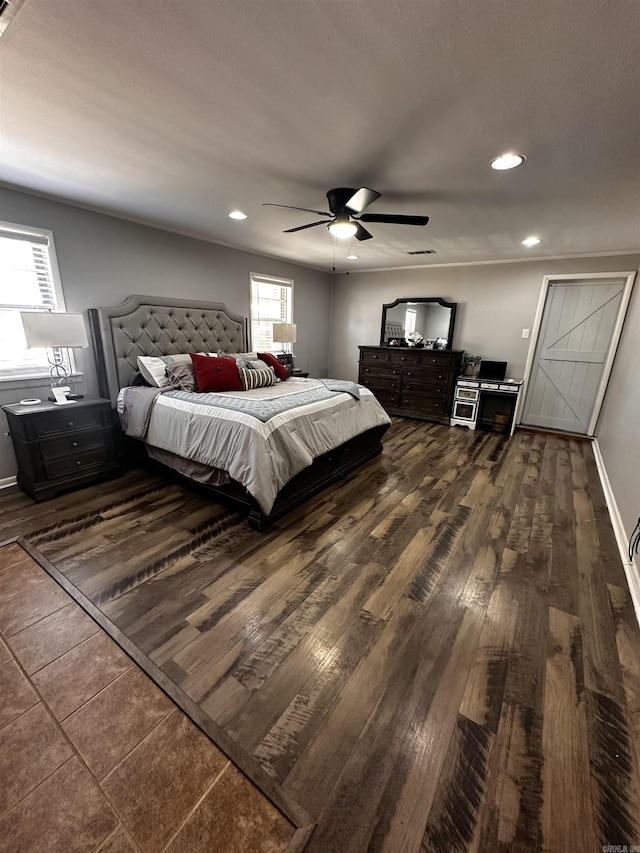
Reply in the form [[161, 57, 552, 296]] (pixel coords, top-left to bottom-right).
[[239, 366, 278, 390]]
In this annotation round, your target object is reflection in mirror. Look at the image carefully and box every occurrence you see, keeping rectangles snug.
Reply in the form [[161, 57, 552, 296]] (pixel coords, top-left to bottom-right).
[[380, 298, 457, 349]]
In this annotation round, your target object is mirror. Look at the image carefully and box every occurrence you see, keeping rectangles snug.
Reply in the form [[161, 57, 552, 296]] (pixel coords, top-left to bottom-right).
[[380, 297, 457, 349]]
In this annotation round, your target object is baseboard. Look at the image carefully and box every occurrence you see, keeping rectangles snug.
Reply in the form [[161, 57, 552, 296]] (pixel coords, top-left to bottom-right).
[[0, 476, 17, 490], [592, 439, 640, 627]]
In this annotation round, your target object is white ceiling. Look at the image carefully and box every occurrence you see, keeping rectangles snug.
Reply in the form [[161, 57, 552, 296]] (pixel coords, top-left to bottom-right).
[[1, 0, 639, 272]]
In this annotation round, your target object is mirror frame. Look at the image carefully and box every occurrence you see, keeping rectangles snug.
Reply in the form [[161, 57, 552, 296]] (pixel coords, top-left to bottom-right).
[[380, 297, 457, 348]]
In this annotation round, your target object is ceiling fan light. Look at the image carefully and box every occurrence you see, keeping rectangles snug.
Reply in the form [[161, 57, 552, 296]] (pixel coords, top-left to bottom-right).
[[491, 152, 526, 171], [328, 220, 357, 239]]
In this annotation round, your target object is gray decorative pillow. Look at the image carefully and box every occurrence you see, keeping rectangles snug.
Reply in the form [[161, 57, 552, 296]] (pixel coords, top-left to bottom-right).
[[238, 366, 278, 390], [165, 360, 196, 391]]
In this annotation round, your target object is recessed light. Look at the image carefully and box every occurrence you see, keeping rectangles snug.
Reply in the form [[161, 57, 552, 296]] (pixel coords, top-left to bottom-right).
[[491, 152, 526, 171], [346, 254, 359, 260], [229, 210, 247, 220], [522, 236, 541, 247]]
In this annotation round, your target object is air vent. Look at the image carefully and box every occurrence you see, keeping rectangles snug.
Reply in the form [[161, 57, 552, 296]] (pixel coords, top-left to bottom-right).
[[406, 249, 436, 255]]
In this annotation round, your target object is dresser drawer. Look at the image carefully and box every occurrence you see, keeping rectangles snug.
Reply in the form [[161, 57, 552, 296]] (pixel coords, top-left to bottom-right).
[[401, 381, 449, 398], [32, 407, 108, 438], [416, 352, 456, 369], [399, 395, 446, 414], [359, 348, 390, 365], [360, 372, 401, 391], [359, 364, 401, 381], [370, 390, 400, 409], [388, 351, 418, 366], [403, 366, 450, 384], [40, 428, 111, 461], [44, 447, 110, 479]]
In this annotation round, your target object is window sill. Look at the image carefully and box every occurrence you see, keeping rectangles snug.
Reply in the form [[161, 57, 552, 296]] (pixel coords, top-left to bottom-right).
[[0, 372, 84, 391]]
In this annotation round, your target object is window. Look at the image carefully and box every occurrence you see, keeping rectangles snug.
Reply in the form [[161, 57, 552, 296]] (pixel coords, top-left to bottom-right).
[[249, 273, 293, 352], [0, 223, 68, 380], [405, 308, 417, 334]]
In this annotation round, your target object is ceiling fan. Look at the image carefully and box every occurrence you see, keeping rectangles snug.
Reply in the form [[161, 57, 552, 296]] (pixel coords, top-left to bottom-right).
[[263, 187, 429, 241]]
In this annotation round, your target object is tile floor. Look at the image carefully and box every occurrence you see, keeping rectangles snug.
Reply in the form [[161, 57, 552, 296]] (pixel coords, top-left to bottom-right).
[[0, 542, 295, 853]]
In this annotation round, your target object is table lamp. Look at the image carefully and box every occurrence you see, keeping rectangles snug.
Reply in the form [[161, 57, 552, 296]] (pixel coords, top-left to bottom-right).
[[20, 311, 89, 400], [272, 322, 296, 354]]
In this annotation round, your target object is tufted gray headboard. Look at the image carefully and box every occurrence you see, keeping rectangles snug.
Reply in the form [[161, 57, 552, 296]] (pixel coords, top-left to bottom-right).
[[89, 294, 248, 403]]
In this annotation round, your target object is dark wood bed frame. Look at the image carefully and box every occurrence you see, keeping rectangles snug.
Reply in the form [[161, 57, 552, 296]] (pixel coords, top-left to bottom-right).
[[89, 295, 388, 530]]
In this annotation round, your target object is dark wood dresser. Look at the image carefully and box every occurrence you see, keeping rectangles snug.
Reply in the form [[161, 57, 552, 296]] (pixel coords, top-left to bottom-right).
[[358, 346, 463, 424], [3, 396, 120, 501]]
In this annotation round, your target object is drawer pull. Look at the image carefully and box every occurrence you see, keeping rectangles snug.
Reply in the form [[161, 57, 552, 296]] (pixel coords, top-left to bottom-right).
[[72, 441, 78, 448], [68, 421, 74, 427], [76, 460, 82, 466]]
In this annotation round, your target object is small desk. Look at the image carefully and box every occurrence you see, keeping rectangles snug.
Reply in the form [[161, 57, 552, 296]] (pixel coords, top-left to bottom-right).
[[450, 378, 524, 436]]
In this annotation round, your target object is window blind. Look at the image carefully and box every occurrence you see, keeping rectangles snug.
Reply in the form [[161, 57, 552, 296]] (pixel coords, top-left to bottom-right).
[[250, 274, 293, 352], [0, 226, 66, 380]]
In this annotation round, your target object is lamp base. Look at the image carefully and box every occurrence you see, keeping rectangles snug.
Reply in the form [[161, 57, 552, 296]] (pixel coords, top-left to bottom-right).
[[48, 394, 84, 401]]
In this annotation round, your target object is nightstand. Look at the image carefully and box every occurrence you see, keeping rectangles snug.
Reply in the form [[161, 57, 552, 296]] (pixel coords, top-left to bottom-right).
[[3, 396, 121, 501]]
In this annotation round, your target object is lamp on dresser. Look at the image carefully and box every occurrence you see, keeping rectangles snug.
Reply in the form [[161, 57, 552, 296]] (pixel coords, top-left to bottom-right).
[[20, 310, 89, 400]]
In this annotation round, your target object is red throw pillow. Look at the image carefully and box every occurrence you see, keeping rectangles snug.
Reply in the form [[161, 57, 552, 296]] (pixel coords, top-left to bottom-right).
[[257, 352, 289, 381], [190, 353, 243, 392]]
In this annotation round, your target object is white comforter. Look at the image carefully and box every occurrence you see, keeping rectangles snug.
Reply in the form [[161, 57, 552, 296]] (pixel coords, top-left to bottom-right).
[[120, 378, 390, 514]]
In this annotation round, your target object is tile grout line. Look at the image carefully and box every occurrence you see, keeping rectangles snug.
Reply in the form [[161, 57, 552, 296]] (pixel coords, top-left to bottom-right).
[[159, 759, 232, 852]]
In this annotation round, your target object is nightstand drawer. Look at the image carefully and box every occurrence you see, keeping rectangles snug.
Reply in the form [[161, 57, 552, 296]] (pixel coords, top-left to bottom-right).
[[44, 447, 109, 479], [40, 428, 110, 461], [33, 407, 107, 438]]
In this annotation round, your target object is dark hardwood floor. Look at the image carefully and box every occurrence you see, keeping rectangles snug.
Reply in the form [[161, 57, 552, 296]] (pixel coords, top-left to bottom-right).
[[1, 418, 639, 852]]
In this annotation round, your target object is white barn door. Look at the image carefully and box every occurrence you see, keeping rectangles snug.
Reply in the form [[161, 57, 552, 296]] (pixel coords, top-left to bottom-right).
[[522, 275, 633, 435]]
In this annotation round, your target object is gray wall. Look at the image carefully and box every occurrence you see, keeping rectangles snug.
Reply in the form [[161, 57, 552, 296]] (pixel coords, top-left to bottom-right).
[[328, 253, 640, 549], [0, 187, 332, 479], [596, 277, 640, 543]]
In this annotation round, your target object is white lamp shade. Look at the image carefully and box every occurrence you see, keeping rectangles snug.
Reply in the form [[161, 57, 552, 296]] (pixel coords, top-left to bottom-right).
[[272, 322, 297, 344], [20, 311, 89, 348], [328, 220, 357, 239]]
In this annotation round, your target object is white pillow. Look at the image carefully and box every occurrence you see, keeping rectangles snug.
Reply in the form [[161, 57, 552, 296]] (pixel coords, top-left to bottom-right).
[[137, 353, 195, 388]]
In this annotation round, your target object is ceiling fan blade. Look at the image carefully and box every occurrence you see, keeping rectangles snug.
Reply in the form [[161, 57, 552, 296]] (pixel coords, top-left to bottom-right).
[[264, 203, 331, 217], [344, 187, 382, 214], [354, 222, 374, 241], [359, 213, 429, 226], [283, 221, 327, 233]]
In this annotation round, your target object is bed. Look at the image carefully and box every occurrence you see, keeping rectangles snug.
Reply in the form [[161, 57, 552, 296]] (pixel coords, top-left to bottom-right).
[[89, 295, 390, 530]]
